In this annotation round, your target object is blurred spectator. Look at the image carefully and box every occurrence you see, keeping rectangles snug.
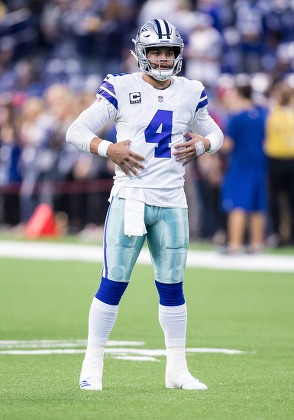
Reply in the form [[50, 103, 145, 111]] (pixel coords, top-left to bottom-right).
[[40, 0, 102, 74], [138, 0, 181, 26], [0, 36, 17, 93], [14, 58, 44, 96], [263, 0, 294, 80], [264, 80, 294, 246], [40, 0, 138, 81], [233, 0, 267, 74], [0, 99, 22, 226], [193, 152, 224, 240], [185, 13, 223, 87], [96, 0, 139, 76], [196, 0, 225, 34], [43, 84, 82, 226], [220, 75, 268, 253], [0, 0, 40, 59], [18, 95, 54, 221]]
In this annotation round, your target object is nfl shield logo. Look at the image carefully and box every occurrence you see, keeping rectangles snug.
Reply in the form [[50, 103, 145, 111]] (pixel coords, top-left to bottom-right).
[[158, 96, 164, 102]]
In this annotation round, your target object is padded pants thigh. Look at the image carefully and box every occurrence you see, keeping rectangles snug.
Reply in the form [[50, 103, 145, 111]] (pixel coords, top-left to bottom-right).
[[146, 207, 189, 284], [102, 197, 145, 282]]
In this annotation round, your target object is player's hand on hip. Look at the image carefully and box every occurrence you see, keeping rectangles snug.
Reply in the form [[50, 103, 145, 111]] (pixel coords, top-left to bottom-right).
[[108, 140, 145, 176], [173, 133, 211, 166]]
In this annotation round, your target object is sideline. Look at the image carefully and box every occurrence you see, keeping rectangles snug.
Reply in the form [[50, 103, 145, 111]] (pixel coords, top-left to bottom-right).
[[0, 240, 293, 272]]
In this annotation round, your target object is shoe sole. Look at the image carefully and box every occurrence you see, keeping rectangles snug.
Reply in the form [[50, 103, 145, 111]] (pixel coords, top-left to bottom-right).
[[80, 380, 102, 391]]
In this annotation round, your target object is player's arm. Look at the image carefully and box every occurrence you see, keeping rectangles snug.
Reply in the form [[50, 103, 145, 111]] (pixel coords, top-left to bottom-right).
[[66, 99, 145, 176], [173, 107, 224, 166]]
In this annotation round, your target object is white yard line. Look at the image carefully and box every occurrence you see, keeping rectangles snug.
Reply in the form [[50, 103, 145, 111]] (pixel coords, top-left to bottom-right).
[[0, 340, 144, 348], [0, 339, 250, 358], [0, 240, 293, 272]]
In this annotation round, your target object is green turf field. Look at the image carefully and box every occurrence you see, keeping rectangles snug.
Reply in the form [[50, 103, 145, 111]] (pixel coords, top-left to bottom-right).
[[1, 244, 294, 419]]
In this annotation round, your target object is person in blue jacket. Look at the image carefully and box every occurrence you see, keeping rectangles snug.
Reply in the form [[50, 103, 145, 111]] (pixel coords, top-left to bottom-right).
[[221, 76, 268, 254]]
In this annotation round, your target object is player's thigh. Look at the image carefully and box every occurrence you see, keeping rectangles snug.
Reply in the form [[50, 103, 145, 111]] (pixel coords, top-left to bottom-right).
[[147, 207, 189, 284], [103, 197, 145, 282]]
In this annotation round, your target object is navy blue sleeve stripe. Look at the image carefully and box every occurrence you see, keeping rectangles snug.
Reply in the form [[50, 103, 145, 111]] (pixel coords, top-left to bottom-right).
[[196, 89, 208, 111], [196, 98, 208, 111], [101, 80, 115, 95], [97, 89, 118, 109], [200, 89, 207, 98]]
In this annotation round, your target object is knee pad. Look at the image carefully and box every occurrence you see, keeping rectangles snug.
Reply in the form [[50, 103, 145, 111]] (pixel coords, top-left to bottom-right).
[[155, 280, 185, 306], [95, 277, 128, 305]]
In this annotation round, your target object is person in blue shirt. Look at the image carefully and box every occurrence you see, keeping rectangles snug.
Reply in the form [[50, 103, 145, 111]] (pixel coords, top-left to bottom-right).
[[221, 76, 268, 254]]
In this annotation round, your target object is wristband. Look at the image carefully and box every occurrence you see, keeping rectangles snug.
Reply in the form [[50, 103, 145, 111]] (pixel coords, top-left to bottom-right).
[[98, 140, 112, 157], [195, 141, 205, 156]]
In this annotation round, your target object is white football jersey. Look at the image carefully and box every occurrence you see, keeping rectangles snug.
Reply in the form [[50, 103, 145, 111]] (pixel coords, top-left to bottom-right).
[[66, 71, 223, 207], [97, 72, 207, 192]]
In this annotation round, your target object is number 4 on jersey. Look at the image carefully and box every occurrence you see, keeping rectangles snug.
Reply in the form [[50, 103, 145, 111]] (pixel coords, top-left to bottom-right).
[[144, 110, 173, 158]]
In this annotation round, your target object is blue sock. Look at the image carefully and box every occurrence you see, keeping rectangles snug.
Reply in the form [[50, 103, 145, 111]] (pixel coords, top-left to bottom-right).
[[155, 280, 185, 306], [95, 277, 128, 305]]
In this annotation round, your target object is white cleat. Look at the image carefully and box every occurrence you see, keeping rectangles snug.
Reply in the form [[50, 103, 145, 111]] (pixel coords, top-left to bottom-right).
[[80, 376, 102, 391], [79, 356, 103, 391], [166, 371, 208, 390]]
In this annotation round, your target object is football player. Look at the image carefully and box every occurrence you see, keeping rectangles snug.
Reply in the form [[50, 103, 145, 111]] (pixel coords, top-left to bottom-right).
[[66, 18, 223, 391]]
